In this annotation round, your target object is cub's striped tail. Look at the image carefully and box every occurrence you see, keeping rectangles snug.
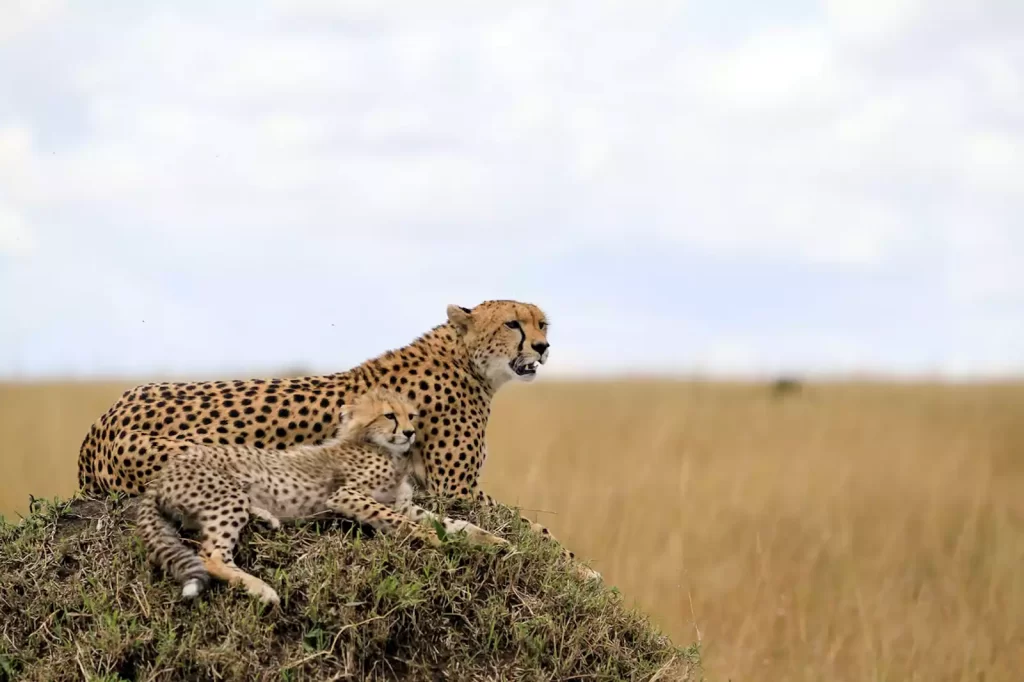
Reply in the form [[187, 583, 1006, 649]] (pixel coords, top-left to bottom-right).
[[136, 492, 209, 599]]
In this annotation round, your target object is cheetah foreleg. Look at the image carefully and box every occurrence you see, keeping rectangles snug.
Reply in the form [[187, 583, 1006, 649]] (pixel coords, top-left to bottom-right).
[[474, 489, 601, 580], [475, 489, 560, 542], [324, 487, 443, 548]]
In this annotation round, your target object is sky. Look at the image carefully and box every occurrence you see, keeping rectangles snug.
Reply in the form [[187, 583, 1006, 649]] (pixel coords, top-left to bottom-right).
[[1, 0, 1022, 380]]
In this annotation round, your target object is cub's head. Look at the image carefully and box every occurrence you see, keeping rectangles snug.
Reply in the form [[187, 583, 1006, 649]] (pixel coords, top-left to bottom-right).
[[339, 388, 418, 455], [446, 299, 550, 389]]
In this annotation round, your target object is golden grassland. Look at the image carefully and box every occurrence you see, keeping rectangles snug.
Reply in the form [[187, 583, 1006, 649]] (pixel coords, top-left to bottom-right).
[[1, 378, 1021, 681]]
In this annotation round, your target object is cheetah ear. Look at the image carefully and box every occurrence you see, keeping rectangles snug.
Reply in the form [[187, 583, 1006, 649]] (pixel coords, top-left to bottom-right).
[[446, 304, 473, 334]]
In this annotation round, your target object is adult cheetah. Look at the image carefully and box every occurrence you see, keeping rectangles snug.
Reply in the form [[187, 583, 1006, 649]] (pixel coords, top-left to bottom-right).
[[137, 387, 505, 605], [78, 299, 591, 570]]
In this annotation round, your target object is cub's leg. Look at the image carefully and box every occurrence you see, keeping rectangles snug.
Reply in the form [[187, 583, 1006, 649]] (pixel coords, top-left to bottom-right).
[[135, 489, 210, 599], [194, 474, 280, 605], [395, 482, 508, 547], [201, 555, 279, 606], [324, 487, 443, 548]]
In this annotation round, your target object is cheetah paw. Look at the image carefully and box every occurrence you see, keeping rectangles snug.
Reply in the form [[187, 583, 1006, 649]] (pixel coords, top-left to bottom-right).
[[471, 530, 510, 547], [575, 565, 603, 582]]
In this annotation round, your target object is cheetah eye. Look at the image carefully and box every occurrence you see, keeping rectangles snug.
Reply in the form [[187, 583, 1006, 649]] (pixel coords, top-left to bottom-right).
[[384, 413, 396, 422], [408, 413, 416, 421], [538, 321, 548, 330], [505, 320, 520, 330]]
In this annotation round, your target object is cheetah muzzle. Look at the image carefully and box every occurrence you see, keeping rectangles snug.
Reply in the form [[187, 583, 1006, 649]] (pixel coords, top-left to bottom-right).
[[510, 346, 549, 381]]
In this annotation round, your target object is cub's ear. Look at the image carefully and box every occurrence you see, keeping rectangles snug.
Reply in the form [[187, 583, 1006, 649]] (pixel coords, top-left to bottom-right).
[[446, 304, 473, 334], [337, 403, 366, 436]]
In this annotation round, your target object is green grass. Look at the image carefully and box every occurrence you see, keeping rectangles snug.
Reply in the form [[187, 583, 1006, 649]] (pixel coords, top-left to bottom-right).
[[0, 494, 698, 682]]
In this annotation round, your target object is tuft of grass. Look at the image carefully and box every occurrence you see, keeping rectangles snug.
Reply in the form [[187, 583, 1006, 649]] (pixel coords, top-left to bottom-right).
[[0, 493, 698, 682]]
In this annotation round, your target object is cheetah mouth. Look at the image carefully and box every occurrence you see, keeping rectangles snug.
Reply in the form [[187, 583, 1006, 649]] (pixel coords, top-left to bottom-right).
[[510, 359, 539, 377]]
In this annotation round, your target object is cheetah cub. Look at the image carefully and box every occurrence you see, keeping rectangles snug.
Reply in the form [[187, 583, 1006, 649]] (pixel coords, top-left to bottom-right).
[[136, 387, 506, 605]]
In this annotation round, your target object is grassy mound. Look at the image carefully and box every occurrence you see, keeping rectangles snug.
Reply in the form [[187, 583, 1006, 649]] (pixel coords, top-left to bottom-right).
[[0, 494, 699, 681]]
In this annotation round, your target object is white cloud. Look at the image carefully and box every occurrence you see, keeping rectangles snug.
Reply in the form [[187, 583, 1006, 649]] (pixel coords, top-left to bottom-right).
[[682, 26, 843, 113], [0, 0, 65, 43], [0, 1, 1021, 377], [825, 0, 925, 41], [0, 203, 33, 254], [834, 94, 910, 146], [698, 340, 762, 376], [944, 218, 1023, 305], [962, 132, 1024, 196], [0, 124, 34, 198], [962, 46, 1022, 105]]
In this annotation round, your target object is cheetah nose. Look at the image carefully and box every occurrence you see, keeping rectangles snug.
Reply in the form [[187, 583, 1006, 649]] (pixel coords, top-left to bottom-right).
[[402, 429, 415, 439], [532, 341, 549, 355]]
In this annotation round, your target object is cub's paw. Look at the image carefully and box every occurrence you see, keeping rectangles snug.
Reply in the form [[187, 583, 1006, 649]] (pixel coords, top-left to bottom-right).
[[247, 580, 280, 606], [250, 507, 282, 530]]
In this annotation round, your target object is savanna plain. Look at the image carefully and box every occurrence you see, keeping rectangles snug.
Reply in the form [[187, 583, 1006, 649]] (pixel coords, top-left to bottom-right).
[[1, 378, 1021, 682]]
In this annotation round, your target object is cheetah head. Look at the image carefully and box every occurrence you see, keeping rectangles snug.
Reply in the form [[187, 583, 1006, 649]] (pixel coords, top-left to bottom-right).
[[339, 388, 419, 456], [446, 300, 550, 389]]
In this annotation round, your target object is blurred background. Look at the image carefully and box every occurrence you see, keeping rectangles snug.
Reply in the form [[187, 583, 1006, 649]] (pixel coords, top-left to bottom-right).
[[1, 1, 1021, 680]]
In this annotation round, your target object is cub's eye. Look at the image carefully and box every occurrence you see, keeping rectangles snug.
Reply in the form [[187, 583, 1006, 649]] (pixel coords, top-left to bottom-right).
[[408, 413, 416, 421], [384, 412, 396, 421], [505, 320, 520, 329], [538, 321, 547, 330]]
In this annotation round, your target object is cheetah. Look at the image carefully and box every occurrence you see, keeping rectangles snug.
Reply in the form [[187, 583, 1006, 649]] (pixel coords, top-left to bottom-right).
[[137, 388, 507, 604], [79, 299, 597, 578]]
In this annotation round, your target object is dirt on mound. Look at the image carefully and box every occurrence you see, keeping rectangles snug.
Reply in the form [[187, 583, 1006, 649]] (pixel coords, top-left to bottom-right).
[[0, 494, 699, 681]]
